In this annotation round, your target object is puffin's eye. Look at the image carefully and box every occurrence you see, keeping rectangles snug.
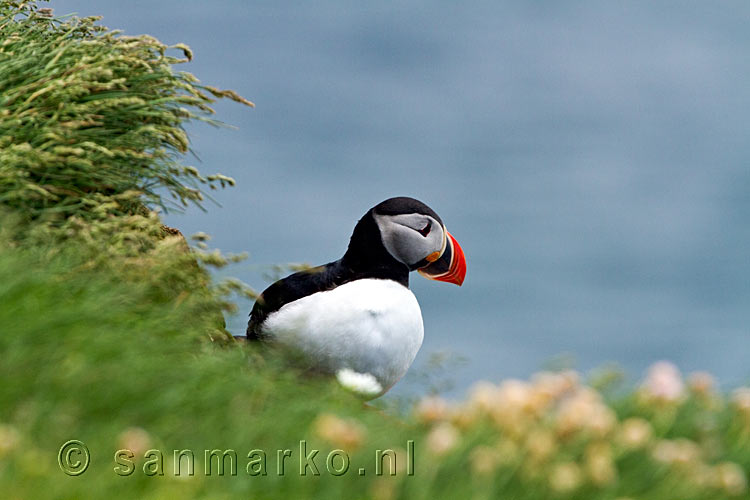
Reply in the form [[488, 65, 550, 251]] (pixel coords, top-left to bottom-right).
[[417, 221, 431, 237]]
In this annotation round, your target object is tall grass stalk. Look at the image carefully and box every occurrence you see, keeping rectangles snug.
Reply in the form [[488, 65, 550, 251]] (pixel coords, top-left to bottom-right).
[[0, 0, 252, 223]]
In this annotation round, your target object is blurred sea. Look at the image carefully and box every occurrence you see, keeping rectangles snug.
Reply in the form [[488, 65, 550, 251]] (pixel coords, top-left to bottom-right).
[[52, 1, 750, 396]]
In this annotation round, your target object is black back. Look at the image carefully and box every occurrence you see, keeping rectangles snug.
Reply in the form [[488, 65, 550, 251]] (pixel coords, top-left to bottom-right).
[[246, 198, 429, 340]]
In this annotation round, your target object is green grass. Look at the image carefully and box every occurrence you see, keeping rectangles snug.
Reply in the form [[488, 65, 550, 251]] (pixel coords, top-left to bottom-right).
[[1, 2, 750, 499], [2, 238, 750, 500], [0, 238, 399, 499], [0, 0, 251, 223]]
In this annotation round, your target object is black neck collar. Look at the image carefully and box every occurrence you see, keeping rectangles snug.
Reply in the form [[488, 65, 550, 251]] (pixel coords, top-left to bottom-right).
[[340, 209, 410, 287]]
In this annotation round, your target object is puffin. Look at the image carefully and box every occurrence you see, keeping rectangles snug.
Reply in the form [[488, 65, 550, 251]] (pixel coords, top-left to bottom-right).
[[246, 197, 466, 398]]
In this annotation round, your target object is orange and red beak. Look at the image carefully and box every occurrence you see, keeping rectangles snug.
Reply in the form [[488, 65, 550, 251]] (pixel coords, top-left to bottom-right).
[[417, 231, 466, 286]]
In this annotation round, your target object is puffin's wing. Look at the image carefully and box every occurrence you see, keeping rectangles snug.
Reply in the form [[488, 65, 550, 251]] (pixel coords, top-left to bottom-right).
[[246, 297, 270, 340], [246, 262, 340, 340]]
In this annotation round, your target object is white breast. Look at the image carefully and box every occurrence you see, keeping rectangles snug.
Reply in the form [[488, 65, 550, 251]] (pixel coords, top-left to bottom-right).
[[260, 279, 424, 397]]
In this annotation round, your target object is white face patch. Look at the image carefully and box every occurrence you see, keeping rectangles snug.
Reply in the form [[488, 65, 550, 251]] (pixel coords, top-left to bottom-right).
[[373, 213, 445, 267]]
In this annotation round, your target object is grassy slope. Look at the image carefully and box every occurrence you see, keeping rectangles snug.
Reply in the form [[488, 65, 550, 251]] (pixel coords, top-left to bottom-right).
[[2, 241, 750, 500], [0, 243, 403, 499], [1, 2, 749, 499]]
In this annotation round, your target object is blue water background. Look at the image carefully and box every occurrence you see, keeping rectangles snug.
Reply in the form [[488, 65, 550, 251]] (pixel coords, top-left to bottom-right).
[[51, 1, 750, 395]]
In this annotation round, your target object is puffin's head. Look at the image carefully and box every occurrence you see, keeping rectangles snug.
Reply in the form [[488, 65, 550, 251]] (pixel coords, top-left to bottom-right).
[[371, 197, 466, 286]]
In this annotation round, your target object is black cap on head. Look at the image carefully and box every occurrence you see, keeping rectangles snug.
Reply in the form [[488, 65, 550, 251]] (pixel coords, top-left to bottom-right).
[[371, 197, 443, 226]]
